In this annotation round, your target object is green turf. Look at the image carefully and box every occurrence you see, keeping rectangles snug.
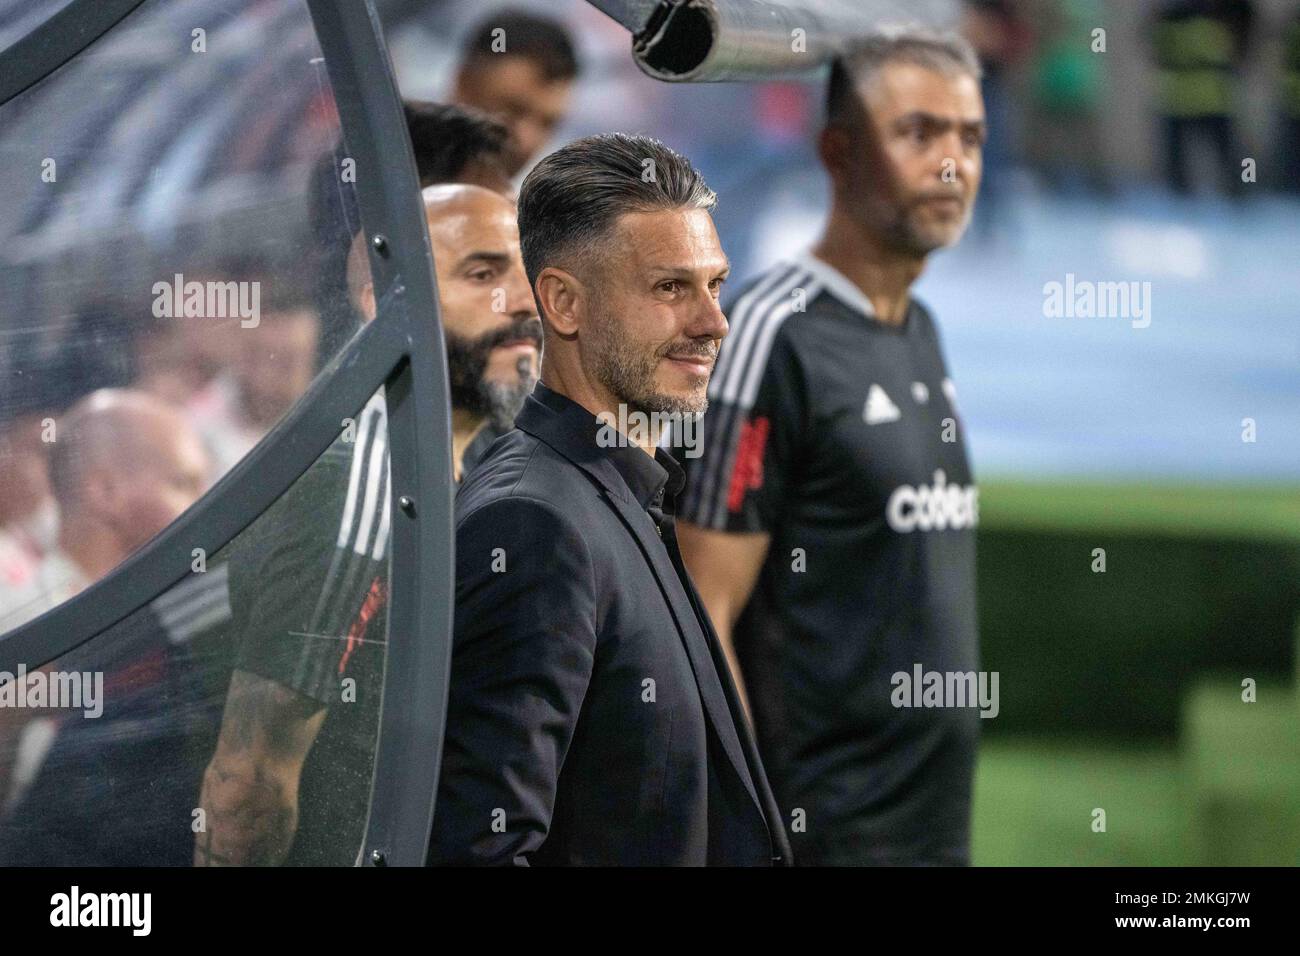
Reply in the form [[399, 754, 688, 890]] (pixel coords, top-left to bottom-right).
[[974, 686, 1300, 865], [968, 483, 1300, 864], [977, 481, 1300, 543], [972, 738, 1191, 866], [1182, 680, 1300, 865]]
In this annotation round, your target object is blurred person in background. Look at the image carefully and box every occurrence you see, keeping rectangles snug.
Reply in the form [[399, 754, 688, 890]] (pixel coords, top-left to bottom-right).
[[678, 26, 986, 866], [134, 283, 242, 410], [962, 0, 1030, 237], [1028, 0, 1109, 194], [1149, 0, 1255, 196], [0, 389, 209, 840], [449, 6, 580, 180], [188, 298, 321, 478], [405, 99, 512, 193], [195, 235, 388, 867], [0, 312, 143, 597], [0, 389, 209, 632], [0, 404, 59, 596]]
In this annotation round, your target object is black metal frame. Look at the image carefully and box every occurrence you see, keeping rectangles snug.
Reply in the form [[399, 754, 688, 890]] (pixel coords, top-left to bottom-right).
[[0, 0, 149, 105], [0, 0, 454, 868]]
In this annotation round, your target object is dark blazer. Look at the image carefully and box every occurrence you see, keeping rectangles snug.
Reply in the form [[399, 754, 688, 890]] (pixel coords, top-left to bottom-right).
[[428, 382, 792, 866]]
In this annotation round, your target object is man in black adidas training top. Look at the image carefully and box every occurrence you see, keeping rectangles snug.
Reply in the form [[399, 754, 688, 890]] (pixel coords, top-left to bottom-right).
[[678, 26, 988, 865]]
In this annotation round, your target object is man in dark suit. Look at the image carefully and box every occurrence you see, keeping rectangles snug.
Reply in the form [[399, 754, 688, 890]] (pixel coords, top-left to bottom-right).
[[428, 133, 790, 866]]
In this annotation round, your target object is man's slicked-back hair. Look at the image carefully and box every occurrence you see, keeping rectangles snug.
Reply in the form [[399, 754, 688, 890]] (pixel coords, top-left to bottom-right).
[[516, 133, 717, 290], [460, 7, 579, 83], [827, 23, 983, 131]]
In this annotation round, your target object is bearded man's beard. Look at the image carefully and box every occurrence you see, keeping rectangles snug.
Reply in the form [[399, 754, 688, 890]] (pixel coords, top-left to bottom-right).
[[873, 190, 973, 257], [446, 315, 542, 431]]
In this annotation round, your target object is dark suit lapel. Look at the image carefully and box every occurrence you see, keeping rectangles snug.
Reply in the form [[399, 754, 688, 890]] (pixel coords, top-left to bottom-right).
[[677, 550, 793, 864], [599, 487, 763, 814], [517, 397, 768, 824]]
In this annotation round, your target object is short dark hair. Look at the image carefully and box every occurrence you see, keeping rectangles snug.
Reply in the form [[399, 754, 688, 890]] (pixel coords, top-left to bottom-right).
[[403, 100, 508, 188], [459, 7, 579, 84], [827, 24, 982, 130], [517, 133, 716, 290]]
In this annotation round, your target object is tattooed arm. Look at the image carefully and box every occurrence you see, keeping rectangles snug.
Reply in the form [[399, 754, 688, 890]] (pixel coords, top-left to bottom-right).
[[194, 669, 326, 866]]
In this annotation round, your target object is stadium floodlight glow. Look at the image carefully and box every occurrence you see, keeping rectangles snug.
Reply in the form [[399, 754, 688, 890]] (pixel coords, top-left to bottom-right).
[[586, 0, 960, 82]]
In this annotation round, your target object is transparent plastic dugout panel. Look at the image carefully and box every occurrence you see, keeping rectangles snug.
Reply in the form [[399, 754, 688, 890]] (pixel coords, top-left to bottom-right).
[[0, 389, 390, 866], [0, 1, 78, 55], [0, 0, 372, 640], [0, 0, 402, 866]]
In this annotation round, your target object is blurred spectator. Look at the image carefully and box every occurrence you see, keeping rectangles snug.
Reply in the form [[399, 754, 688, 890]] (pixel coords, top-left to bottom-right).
[[0, 389, 210, 824], [450, 7, 580, 179], [963, 0, 1033, 235], [135, 328, 216, 410], [0, 389, 210, 632], [1028, 0, 1109, 193], [0, 408, 58, 595], [404, 99, 511, 192], [1149, 0, 1255, 196], [188, 303, 321, 478], [134, 284, 242, 410]]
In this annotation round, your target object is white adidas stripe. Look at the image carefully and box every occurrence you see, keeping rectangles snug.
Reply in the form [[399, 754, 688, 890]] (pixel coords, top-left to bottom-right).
[[711, 264, 805, 404], [694, 265, 809, 518], [353, 427, 387, 558], [694, 265, 815, 526]]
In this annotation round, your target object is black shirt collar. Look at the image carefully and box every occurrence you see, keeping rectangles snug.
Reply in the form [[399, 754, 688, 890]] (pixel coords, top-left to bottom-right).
[[525, 380, 685, 511]]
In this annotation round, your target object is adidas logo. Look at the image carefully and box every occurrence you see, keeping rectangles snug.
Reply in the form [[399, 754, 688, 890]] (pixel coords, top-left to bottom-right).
[[863, 384, 901, 425]]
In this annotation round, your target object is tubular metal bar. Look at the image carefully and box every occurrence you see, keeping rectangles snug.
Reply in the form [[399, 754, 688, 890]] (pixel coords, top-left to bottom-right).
[[588, 0, 959, 83]]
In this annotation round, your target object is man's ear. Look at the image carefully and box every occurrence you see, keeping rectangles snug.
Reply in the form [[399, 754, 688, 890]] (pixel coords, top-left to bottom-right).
[[818, 125, 852, 189], [535, 267, 583, 337]]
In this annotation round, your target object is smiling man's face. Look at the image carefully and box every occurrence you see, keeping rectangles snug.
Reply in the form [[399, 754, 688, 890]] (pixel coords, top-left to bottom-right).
[[581, 207, 729, 417]]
